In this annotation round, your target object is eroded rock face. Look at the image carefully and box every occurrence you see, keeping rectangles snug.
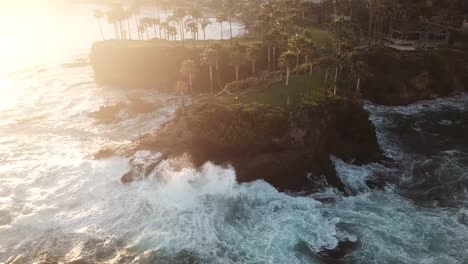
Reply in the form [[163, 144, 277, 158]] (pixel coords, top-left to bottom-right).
[[121, 97, 382, 193], [362, 48, 468, 105], [90, 96, 158, 123]]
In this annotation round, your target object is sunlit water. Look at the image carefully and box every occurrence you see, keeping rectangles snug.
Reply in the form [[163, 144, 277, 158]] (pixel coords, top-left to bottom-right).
[[0, 2, 467, 264]]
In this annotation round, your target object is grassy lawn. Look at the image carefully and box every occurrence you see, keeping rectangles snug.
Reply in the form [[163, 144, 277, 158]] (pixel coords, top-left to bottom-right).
[[217, 70, 328, 107]]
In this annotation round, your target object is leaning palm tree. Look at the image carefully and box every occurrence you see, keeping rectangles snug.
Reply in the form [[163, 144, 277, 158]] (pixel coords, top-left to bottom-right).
[[216, 12, 227, 43], [180, 59, 197, 96], [93, 9, 105, 40], [200, 18, 211, 48], [201, 48, 218, 100]]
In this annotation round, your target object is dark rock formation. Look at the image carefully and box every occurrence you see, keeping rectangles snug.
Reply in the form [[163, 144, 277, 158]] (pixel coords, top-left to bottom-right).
[[90, 96, 157, 123], [362, 48, 468, 105], [124, 97, 382, 193]]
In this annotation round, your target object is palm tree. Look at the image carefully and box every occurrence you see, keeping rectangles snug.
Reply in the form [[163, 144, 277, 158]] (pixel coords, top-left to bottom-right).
[[185, 19, 198, 46], [124, 9, 133, 40], [278, 50, 296, 87], [201, 48, 218, 100], [167, 26, 178, 41], [224, 0, 238, 46], [200, 18, 211, 48], [246, 44, 260, 75], [351, 59, 371, 98], [173, 8, 187, 41], [288, 34, 308, 68], [180, 60, 197, 96], [107, 7, 121, 39], [175, 81, 188, 113], [130, 2, 141, 40], [189, 6, 203, 40], [93, 9, 105, 40], [230, 49, 246, 81], [138, 25, 147, 40], [216, 12, 227, 43], [160, 21, 169, 40], [302, 39, 316, 76], [210, 43, 223, 88]]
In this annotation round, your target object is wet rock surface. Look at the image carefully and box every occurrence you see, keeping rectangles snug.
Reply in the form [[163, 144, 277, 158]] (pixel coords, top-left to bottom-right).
[[118, 97, 382, 193]]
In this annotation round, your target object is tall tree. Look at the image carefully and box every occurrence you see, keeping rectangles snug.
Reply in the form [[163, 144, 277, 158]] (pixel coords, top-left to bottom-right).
[[216, 12, 227, 43], [180, 60, 197, 96], [201, 48, 218, 100], [279, 50, 296, 87], [200, 18, 211, 47], [351, 58, 371, 97], [288, 34, 308, 68], [230, 47, 246, 81], [93, 9, 105, 40], [246, 44, 261, 75]]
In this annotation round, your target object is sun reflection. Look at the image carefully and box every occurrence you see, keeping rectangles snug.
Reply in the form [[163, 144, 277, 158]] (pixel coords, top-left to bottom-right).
[[0, 0, 92, 74]]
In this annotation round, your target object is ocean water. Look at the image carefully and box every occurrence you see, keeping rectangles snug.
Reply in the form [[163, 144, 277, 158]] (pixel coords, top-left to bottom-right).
[[0, 2, 467, 264]]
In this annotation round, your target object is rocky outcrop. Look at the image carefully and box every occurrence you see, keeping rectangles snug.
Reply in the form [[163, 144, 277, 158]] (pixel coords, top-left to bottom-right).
[[90, 96, 158, 123], [122, 97, 382, 193], [362, 48, 468, 105]]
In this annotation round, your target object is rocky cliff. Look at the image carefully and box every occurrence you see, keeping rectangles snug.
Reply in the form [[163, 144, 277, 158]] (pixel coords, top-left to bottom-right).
[[120, 97, 382, 194], [362, 48, 468, 105]]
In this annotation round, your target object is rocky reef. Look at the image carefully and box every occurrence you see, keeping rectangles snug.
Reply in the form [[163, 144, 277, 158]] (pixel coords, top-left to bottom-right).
[[362, 48, 468, 105], [120, 96, 382, 193]]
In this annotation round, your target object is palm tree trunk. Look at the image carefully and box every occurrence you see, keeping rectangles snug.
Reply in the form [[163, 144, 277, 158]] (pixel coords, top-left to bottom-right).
[[127, 19, 132, 40], [305, 55, 308, 65], [252, 60, 256, 74], [235, 67, 239, 81], [98, 19, 105, 40], [267, 47, 271, 72], [203, 29, 206, 48], [220, 22, 223, 42], [286, 67, 290, 86], [273, 47, 276, 70], [355, 77, 361, 97], [189, 74, 193, 92], [309, 64, 313, 76], [296, 54, 299, 68], [134, 16, 140, 40], [368, 1, 374, 38], [209, 64, 214, 100], [333, 67, 339, 95], [325, 69, 329, 83], [146, 30, 150, 40], [113, 23, 119, 39], [216, 59, 220, 88], [229, 18, 233, 46]]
